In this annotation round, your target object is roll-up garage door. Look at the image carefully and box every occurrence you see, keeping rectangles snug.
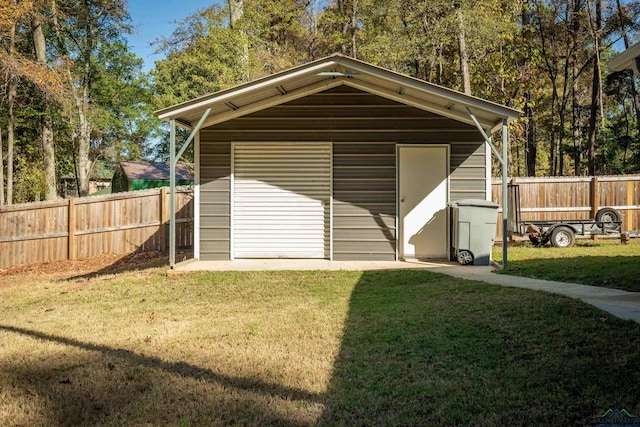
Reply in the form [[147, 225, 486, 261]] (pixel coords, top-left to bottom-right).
[[233, 143, 331, 258]]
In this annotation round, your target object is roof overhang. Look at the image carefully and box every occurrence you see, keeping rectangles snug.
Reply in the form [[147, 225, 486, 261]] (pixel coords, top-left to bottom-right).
[[609, 41, 640, 75], [155, 53, 521, 132]]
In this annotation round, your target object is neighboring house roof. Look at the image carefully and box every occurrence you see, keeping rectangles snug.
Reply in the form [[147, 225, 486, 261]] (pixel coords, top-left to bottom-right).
[[609, 41, 640, 74], [155, 53, 521, 132], [119, 161, 193, 181]]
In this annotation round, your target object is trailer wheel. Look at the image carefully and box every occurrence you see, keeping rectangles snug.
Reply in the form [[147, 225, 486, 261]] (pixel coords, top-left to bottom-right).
[[595, 207, 621, 224], [550, 226, 575, 248], [457, 250, 474, 265]]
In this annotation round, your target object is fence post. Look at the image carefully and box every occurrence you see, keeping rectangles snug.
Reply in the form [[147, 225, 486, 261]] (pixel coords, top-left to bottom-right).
[[68, 197, 76, 260], [627, 180, 634, 232], [591, 176, 599, 240], [510, 177, 517, 242], [160, 187, 169, 252]]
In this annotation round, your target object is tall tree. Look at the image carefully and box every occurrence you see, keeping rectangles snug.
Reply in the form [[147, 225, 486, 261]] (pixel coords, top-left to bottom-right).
[[91, 40, 157, 162], [31, 11, 57, 200], [4, 0, 18, 204], [522, 1, 537, 176], [50, 0, 130, 196], [586, 0, 602, 175], [0, 126, 3, 205], [454, 0, 471, 95]]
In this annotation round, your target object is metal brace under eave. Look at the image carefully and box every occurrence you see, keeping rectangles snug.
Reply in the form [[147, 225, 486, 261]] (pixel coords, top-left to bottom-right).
[[169, 108, 212, 268], [465, 107, 504, 166], [465, 107, 509, 269]]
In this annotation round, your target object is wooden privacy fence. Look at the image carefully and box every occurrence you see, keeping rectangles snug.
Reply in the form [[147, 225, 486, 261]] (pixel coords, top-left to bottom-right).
[[492, 175, 640, 239], [0, 187, 193, 269]]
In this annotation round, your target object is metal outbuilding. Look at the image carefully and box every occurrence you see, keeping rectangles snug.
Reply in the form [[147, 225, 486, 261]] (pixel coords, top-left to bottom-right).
[[609, 40, 640, 75], [155, 54, 520, 267]]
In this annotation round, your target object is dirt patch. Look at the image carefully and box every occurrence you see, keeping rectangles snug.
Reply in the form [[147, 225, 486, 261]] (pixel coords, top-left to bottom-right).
[[0, 251, 173, 281]]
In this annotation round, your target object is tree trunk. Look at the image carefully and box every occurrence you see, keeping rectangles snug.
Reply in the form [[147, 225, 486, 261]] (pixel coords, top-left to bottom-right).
[[337, 0, 349, 55], [228, 0, 249, 81], [572, 61, 581, 175], [52, 0, 92, 197], [32, 17, 58, 201], [455, 1, 471, 95], [351, 0, 358, 59], [587, 0, 601, 176], [524, 91, 536, 176], [77, 80, 91, 197], [549, 86, 558, 176], [522, 3, 536, 176], [0, 127, 4, 205], [571, 0, 582, 175], [6, 1, 17, 205], [7, 79, 16, 205]]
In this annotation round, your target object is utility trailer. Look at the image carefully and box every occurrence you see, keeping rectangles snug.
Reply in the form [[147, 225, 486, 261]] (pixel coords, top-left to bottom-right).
[[507, 184, 623, 248]]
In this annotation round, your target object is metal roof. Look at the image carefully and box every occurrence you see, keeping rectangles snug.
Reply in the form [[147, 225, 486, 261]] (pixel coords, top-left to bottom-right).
[[155, 53, 521, 132], [119, 161, 193, 181], [609, 41, 640, 74]]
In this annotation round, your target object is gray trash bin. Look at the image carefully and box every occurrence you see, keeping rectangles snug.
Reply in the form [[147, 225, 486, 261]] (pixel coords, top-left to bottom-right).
[[450, 199, 499, 265]]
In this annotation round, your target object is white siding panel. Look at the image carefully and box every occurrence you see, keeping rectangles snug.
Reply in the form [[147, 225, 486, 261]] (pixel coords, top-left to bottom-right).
[[233, 143, 331, 258]]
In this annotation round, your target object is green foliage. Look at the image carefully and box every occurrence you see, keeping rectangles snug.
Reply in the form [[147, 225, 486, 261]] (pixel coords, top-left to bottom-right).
[[3, 0, 640, 205], [92, 40, 159, 162], [13, 157, 47, 203]]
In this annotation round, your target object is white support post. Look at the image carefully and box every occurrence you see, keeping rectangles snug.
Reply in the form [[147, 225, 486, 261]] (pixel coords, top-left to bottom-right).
[[168, 109, 212, 269], [465, 107, 509, 269], [169, 119, 176, 268], [194, 132, 200, 260]]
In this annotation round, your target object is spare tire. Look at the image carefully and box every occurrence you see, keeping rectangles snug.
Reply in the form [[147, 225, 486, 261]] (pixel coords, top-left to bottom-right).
[[595, 207, 621, 223]]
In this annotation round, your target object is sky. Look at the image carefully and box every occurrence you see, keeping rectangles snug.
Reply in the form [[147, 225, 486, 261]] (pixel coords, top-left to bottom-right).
[[126, 0, 217, 72]]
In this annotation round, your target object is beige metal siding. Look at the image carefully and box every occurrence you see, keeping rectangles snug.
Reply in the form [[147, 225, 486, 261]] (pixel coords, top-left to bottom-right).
[[198, 86, 485, 261], [333, 142, 396, 260], [233, 143, 331, 258], [199, 140, 231, 260], [450, 143, 487, 201]]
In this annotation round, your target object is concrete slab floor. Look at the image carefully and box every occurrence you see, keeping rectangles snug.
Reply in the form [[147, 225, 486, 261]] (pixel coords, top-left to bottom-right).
[[173, 258, 457, 271]]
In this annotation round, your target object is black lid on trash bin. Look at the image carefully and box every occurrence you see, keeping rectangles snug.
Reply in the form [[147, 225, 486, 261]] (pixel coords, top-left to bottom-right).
[[450, 199, 499, 208]]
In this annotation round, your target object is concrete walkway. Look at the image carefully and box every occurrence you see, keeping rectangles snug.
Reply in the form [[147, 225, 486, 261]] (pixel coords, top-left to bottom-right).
[[427, 264, 640, 324], [175, 259, 640, 324]]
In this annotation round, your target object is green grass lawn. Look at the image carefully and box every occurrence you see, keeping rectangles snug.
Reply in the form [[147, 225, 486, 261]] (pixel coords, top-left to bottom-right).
[[494, 239, 640, 292], [2, 264, 640, 425]]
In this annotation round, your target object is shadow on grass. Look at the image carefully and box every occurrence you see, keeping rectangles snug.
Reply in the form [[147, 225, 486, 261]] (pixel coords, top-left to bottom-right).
[[3, 270, 640, 425], [63, 250, 192, 282], [0, 324, 319, 426]]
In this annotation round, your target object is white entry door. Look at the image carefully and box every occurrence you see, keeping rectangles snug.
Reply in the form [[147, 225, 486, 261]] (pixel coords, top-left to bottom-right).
[[398, 145, 449, 259]]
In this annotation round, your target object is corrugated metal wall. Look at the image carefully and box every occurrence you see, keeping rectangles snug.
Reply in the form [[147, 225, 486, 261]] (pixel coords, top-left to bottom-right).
[[333, 142, 396, 260], [199, 86, 485, 261], [199, 140, 231, 260]]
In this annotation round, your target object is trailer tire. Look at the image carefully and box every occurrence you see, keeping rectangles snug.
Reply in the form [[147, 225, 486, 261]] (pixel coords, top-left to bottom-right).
[[595, 207, 621, 224], [550, 226, 575, 248], [457, 250, 474, 265]]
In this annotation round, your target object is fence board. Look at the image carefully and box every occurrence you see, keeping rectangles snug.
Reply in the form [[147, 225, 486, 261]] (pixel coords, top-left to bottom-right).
[[0, 187, 193, 269]]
